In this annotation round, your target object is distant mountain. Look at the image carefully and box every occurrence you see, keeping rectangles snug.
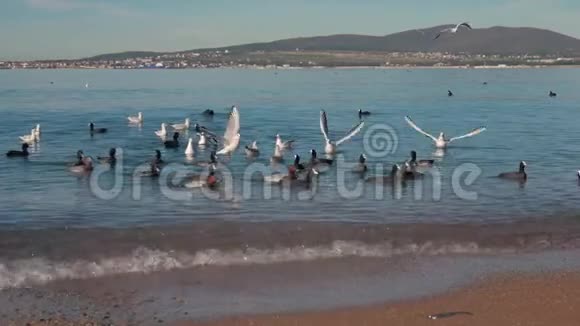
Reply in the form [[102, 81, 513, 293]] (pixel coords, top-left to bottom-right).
[[86, 25, 580, 60]]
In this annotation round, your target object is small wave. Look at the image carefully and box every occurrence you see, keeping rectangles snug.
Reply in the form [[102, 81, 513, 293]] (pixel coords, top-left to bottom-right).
[[0, 241, 511, 289]]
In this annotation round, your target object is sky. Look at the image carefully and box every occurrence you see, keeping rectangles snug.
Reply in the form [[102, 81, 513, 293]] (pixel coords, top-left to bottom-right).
[[1, 0, 580, 60]]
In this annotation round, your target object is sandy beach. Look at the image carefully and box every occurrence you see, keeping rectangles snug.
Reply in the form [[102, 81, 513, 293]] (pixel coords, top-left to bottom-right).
[[182, 272, 580, 326]]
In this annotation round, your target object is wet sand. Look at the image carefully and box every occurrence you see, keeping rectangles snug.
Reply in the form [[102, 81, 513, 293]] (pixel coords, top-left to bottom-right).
[[183, 272, 580, 326]]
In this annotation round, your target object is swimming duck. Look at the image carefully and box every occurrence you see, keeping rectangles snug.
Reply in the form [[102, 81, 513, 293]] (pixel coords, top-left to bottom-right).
[[549, 91, 557, 97], [155, 123, 168, 138], [184, 170, 219, 189], [366, 164, 403, 184], [358, 109, 371, 119], [194, 124, 219, 141], [448, 90, 454, 97], [97, 148, 117, 164], [404, 116, 486, 149], [403, 161, 424, 180], [408, 150, 434, 168], [185, 138, 195, 157], [164, 132, 180, 148], [154, 150, 164, 165], [73, 150, 85, 166], [171, 118, 191, 131], [245, 141, 260, 157], [498, 161, 527, 181], [196, 151, 218, 168], [19, 129, 38, 144], [293, 154, 305, 171], [70, 156, 94, 173], [6, 143, 30, 157], [89, 122, 107, 134], [141, 162, 161, 177], [320, 110, 365, 154], [202, 109, 214, 117], [353, 154, 367, 173], [309, 149, 333, 166], [127, 112, 143, 124]]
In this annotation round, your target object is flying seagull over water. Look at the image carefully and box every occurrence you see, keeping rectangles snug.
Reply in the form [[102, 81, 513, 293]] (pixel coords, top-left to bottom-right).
[[320, 110, 365, 154], [404, 116, 486, 149], [434, 22, 472, 40]]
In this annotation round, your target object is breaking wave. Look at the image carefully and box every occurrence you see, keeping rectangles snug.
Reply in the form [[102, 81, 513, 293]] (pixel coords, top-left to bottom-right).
[[0, 240, 514, 289]]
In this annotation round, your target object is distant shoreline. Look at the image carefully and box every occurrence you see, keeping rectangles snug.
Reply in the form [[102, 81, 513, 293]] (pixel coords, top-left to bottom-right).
[[2, 64, 580, 71]]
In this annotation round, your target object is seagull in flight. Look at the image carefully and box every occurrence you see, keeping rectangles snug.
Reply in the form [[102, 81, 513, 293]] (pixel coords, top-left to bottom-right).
[[404, 116, 486, 149], [434, 22, 472, 40], [320, 110, 365, 154]]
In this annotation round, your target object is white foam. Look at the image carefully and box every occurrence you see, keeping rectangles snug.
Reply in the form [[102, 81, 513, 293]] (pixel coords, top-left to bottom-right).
[[0, 241, 510, 289]]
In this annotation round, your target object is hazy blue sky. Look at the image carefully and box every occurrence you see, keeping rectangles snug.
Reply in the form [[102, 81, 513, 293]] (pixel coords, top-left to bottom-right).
[[1, 0, 579, 60]]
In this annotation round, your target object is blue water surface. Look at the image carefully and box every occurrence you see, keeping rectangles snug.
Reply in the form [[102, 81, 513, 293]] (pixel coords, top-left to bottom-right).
[[1, 68, 580, 229]]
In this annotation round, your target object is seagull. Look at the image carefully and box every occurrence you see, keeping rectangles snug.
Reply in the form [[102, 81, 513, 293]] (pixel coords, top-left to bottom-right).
[[434, 22, 472, 40], [270, 143, 285, 163], [171, 118, 191, 131], [128, 112, 143, 124], [185, 138, 195, 157], [275, 134, 294, 151], [404, 116, 486, 149], [34, 124, 41, 138], [245, 141, 260, 157], [194, 124, 219, 143], [216, 106, 240, 155], [155, 123, 168, 138], [19, 129, 38, 144], [319, 110, 365, 154]]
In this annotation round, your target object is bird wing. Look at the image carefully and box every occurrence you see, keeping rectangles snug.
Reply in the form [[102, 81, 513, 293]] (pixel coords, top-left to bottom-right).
[[217, 133, 240, 155], [320, 110, 330, 143], [433, 33, 442, 40], [449, 127, 486, 143], [282, 140, 295, 149], [336, 121, 365, 146], [458, 22, 472, 30], [404, 116, 438, 142], [223, 107, 240, 146]]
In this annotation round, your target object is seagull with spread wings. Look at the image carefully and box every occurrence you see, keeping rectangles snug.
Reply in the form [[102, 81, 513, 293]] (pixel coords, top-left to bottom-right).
[[320, 110, 365, 154], [434, 22, 472, 40], [216, 106, 241, 155], [404, 116, 486, 149]]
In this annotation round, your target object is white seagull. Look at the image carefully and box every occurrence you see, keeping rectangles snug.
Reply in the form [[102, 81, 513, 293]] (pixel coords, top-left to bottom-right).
[[434, 22, 472, 40], [171, 118, 190, 131], [19, 129, 38, 144], [319, 110, 365, 154], [404, 116, 486, 149], [128, 112, 143, 124], [216, 106, 241, 155], [34, 124, 41, 138], [155, 123, 168, 138], [275, 134, 294, 151], [185, 138, 195, 157], [245, 141, 260, 157]]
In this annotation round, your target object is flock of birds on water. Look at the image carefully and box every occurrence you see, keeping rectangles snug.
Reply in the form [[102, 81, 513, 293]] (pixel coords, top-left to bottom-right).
[[7, 85, 563, 190], [2, 19, 565, 189]]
